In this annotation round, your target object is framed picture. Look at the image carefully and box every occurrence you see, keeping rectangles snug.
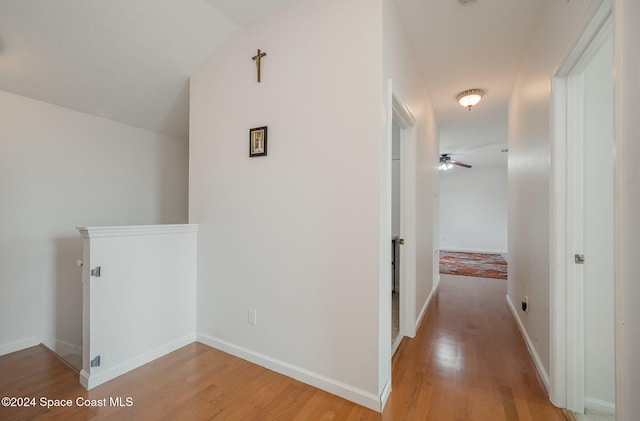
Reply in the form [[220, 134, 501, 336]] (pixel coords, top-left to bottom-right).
[[249, 126, 268, 157]]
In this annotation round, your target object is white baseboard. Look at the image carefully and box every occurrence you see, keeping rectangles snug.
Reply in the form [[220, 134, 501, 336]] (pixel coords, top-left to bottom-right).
[[1, 336, 81, 359], [415, 284, 439, 333], [0, 336, 41, 356], [391, 334, 403, 355], [80, 333, 195, 390], [505, 295, 550, 392], [196, 333, 381, 412], [584, 396, 616, 415], [440, 247, 508, 255], [379, 377, 392, 412], [40, 336, 82, 358], [56, 339, 82, 357]]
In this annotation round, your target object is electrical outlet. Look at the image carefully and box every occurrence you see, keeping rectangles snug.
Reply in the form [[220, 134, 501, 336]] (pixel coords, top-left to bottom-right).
[[248, 308, 257, 326]]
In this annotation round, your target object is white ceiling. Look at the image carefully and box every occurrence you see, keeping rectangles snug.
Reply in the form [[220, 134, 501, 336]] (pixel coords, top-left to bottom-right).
[[395, 0, 544, 168], [204, 0, 299, 26], [0, 0, 544, 160], [0, 0, 297, 140]]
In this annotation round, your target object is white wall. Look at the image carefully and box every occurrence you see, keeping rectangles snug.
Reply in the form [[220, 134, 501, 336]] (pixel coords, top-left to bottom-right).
[[190, 0, 383, 410], [380, 0, 440, 403], [383, 0, 439, 333], [615, 0, 640, 419], [582, 34, 615, 409], [439, 166, 507, 254], [0, 90, 188, 356], [507, 0, 601, 379], [78, 225, 197, 389]]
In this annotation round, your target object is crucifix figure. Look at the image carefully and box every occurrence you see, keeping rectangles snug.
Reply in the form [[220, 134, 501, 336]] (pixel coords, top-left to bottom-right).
[[252, 49, 267, 83]]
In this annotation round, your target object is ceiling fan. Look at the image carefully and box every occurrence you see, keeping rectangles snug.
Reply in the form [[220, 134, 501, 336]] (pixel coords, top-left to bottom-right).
[[439, 154, 472, 170]]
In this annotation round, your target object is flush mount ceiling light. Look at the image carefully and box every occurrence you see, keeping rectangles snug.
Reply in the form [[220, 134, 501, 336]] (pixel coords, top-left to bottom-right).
[[457, 89, 484, 111]]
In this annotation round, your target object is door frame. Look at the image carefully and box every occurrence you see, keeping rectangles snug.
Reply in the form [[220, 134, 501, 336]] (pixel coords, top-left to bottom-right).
[[379, 79, 417, 410], [392, 90, 417, 341], [549, 0, 612, 412]]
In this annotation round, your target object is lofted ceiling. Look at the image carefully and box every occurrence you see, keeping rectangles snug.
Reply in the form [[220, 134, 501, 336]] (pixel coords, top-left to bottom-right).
[[0, 0, 297, 140], [0, 0, 544, 160]]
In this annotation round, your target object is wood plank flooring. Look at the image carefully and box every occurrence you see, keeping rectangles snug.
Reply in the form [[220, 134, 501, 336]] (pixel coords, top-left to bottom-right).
[[383, 275, 567, 420], [0, 274, 568, 420]]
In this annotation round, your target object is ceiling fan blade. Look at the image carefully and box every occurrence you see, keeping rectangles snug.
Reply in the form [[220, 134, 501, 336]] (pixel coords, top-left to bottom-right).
[[450, 160, 472, 168]]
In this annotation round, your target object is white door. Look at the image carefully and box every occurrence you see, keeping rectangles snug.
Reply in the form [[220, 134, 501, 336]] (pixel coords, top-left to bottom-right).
[[551, 7, 615, 414], [580, 30, 615, 415]]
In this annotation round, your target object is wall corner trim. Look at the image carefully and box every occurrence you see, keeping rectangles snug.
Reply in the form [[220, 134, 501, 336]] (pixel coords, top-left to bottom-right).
[[196, 333, 381, 412], [506, 295, 550, 392]]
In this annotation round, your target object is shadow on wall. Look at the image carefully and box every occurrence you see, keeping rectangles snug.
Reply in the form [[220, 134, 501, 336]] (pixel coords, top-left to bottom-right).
[[157, 83, 189, 225], [54, 237, 83, 367]]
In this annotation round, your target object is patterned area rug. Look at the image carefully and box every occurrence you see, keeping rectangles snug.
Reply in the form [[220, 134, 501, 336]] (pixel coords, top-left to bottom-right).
[[439, 251, 508, 280]]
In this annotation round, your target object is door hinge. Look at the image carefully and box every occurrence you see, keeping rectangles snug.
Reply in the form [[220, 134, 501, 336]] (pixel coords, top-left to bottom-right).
[[90, 355, 101, 367], [574, 254, 585, 264], [90, 266, 101, 277]]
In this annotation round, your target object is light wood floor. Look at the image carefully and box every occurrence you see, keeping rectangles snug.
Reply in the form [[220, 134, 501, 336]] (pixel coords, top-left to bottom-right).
[[0, 275, 568, 420]]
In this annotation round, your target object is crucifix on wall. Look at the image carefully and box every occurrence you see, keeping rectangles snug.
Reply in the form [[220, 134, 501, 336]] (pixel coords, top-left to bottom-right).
[[252, 49, 267, 83]]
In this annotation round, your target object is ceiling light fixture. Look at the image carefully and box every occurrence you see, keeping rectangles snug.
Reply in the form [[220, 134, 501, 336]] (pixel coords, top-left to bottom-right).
[[439, 154, 472, 170], [457, 89, 484, 111], [439, 155, 453, 171]]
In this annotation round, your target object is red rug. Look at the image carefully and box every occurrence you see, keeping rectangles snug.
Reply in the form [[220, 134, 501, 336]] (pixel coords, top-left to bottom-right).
[[439, 251, 507, 280]]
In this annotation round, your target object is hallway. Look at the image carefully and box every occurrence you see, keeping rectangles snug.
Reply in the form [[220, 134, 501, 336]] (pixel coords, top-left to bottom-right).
[[0, 275, 567, 420], [383, 274, 567, 420]]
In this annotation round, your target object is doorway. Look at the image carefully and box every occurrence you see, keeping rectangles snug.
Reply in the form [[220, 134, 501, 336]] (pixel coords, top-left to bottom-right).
[[391, 120, 402, 354], [551, 1, 615, 415], [379, 81, 418, 409]]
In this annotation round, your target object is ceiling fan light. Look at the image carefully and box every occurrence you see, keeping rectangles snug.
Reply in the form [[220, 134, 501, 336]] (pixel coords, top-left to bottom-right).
[[439, 154, 453, 171], [457, 89, 484, 110], [438, 156, 454, 171]]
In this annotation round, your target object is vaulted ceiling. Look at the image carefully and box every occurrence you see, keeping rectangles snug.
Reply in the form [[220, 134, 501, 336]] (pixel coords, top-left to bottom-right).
[[0, 0, 544, 164], [0, 0, 297, 140]]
